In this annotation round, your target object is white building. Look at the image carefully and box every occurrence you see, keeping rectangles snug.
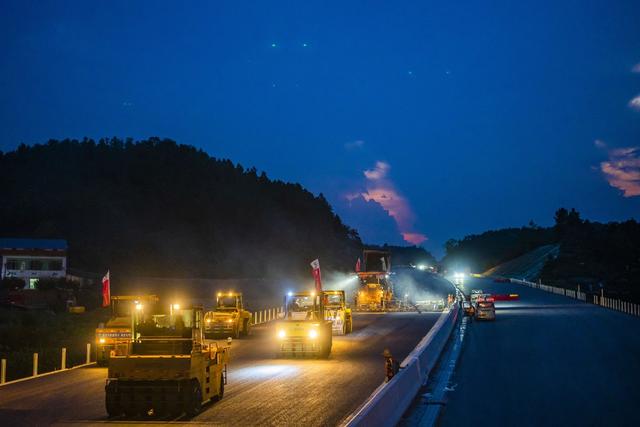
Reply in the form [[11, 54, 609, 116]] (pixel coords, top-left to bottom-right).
[[0, 238, 68, 289]]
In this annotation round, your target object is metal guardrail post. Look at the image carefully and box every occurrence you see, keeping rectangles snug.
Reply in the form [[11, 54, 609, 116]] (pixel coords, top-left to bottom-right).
[[86, 343, 91, 364], [61, 348, 66, 370], [1, 359, 6, 384], [33, 353, 38, 377]]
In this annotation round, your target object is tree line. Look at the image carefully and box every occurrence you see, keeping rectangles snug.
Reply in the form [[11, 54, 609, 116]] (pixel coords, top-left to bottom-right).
[[442, 208, 640, 301], [0, 138, 362, 279]]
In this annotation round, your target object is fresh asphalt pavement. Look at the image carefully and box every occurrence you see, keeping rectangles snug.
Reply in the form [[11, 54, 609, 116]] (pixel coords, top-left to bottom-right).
[[0, 313, 438, 427], [0, 270, 455, 426], [439, 277, 640, 427]]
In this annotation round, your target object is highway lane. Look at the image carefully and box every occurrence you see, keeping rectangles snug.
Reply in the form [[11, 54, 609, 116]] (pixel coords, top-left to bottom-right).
[[0, 312, 441, 427], [439, 277, 640, 427]]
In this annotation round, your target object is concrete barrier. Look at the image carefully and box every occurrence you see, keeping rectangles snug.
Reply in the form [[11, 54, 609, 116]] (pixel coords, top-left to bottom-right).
[[342, 305, 460, 427]]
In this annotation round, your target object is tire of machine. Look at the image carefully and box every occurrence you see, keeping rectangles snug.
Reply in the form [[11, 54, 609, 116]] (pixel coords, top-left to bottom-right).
[[242, 319, 250, 336], [213, 373, 225, 402], [320, 328, 332, 359], [105, 383, 122, 417], [184, 379, 202, 417]]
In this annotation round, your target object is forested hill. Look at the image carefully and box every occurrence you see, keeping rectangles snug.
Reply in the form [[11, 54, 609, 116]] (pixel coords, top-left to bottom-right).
[[441, 224, 556, 273], [0, 138, 362, 278]]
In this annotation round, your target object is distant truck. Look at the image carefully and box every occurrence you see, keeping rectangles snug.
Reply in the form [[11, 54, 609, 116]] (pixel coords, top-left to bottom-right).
[[204, 292, 252, 339], [322, 290, 353, 335], [355, 249, 393, 311], [475, 297, 496, 321], [95, 295, 159, 366]]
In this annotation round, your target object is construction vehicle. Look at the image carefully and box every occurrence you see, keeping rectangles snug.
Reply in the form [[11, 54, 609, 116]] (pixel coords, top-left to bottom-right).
[[95, 295, 159, 366], [322, 290, 353, 335], [204, 292, 252, 339], [355, 249, 393, 311], [274, 291, 333, 358], [105, 303, 229, 417]]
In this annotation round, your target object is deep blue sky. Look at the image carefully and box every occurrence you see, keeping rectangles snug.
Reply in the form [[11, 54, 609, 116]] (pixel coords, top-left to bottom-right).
[[2, 1, 639, 257]]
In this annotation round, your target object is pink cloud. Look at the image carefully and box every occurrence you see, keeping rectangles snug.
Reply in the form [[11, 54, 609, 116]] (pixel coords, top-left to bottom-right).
[[402, 232, 428, 245], [597, 142, 640, 197], [632, 63, 640, 73], [358, 161, 427, 245], [629, 95, 640, 111]]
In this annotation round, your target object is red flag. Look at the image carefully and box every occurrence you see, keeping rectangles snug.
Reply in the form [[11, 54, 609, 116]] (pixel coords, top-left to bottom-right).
[[355, 258, 361, 272], [102, 271, 111, 307], [310, 259, 322, 292]]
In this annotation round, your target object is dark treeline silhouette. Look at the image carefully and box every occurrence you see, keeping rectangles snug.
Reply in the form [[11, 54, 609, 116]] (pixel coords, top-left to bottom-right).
[[540, 208, 640, 301], [365, 244, 437, 268], [442, 222, 555, 273], [0, 138, 362, 278], [442, 208, 640, 301]]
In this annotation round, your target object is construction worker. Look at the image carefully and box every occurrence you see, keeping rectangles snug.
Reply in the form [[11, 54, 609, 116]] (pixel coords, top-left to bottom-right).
[[383, 348, 400, 382]]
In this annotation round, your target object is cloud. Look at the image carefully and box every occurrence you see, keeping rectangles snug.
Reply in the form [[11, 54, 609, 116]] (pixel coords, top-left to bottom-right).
[[402, 232, 429, 245], [632, 63, 640, 73], [345, 140, 365, 150], [596, 141, 640, 197], [363, 161, 390, 180], [594, 139, 607, 149], [358, 161, 427, 245], [629, 95, 640, 111]]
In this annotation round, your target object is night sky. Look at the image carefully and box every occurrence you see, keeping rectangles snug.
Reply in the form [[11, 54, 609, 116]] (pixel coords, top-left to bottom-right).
[[1, 1, 639, 257]]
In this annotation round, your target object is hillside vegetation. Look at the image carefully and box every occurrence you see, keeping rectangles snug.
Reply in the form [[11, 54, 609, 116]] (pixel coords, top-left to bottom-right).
[[443, 208, 640, 301], [0, 138, 362, 279], [442, 223, 555, 273]]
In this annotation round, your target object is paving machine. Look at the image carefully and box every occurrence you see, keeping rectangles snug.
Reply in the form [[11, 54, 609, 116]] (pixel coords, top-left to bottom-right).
[[322, 290, 353, 335], [204, 292, 252, 339], [274, 291, 333, 358], [355, 250, 393, 311], [95, 295, 159, 366], [105, 304, 229, 417]]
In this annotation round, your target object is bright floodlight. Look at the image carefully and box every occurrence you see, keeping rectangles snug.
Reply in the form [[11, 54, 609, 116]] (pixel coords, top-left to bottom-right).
[[135, 303, 143, 310], [172, 303, 180, 310], [417, 264, 427, 270], [308, 329, 318, 339], [287, 291, 293, 297], [278, 330, 286, 338]]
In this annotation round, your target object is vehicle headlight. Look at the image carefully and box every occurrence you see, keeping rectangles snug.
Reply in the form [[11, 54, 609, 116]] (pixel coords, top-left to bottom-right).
[[308, 329, 318, 339], [277, 330, 286, 339], [99, 338, 106, 344]]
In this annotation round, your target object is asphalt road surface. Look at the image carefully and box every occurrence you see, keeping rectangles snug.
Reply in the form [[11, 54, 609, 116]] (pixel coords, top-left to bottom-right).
[[439, 277, 640, 427], [0, 312, 441, 426]]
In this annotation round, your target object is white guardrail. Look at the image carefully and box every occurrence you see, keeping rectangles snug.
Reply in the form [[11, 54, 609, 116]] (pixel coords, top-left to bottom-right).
[[251, 306, 283, 325], [0, 307, 282, 387], [341, 305, 460, 427], [0, 344, 95, 387], [511, 279, 640, 318]]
